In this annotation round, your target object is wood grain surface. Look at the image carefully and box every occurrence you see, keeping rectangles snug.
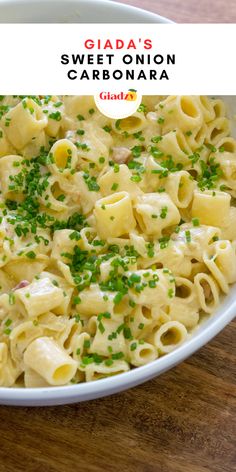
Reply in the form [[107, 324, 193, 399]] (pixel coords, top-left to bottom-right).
[[0, 320, 235, 472], [118, 0, 236, 22]]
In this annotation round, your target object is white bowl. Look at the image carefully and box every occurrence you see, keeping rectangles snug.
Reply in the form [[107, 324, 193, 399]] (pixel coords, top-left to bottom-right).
[[0, 0, 172, 23], [0, 0, 234, 406]]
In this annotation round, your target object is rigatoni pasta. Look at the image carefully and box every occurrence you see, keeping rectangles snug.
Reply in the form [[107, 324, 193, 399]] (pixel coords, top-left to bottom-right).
[[0, 95, 235, 388]]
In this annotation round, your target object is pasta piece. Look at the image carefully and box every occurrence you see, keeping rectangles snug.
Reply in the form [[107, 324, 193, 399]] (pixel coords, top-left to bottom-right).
[[98, 164, 142, 199], [194, 273, 220, 313], [4, 259, 48, 283], [185, 122, 207, 151], [72, 171, 101, 214], [206, 117, 230, 145], [221, 207, 236, 240], [22, 131, 47, 159], [0, 342, 21, 387], [203, 240, 236, 292], [0, 154, 23, 199], [127, 340, 158, 366], [127, 269, 175, 307], [15, 277, 64, 317], [127, 305, 167, 339], [51, 229, 82, 262], [0, 270, 15, 294], [211, 98, 226, 118], [156, 130, 192, 166], [89, 314, 126, 357], [156, 96, 203, 134], [153, 321, 188, 354], [168, 301, 199, 329], [43, 97, 64, 137], [94, 191, 136, 238], [165, 171, 194, 208], [39, 272, 74, 316], [24, 337, 77, 386], [82, 360, 130, 382], [10, 320, 44, 364], [63, 95, 97, 122], [0, 127, 13, 157], [24, 366, 51, 388], [197, 96, 216, 122], [48, 139, 78, 176], [191, 190, 231, 227], [172, 223, 221, 262], [75, 284, 114, 316], [134, 193, 180, 237], [111, 112, 147, 134], [2, 98, 47, 149]]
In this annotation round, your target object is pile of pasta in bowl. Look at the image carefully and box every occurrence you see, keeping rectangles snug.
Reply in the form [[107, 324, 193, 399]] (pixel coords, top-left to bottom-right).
[[0, 95, 235, 388]]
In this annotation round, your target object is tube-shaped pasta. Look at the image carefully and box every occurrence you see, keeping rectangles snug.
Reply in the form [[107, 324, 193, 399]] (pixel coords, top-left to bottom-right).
[[127, 269, 175, 307], [168, 301, 199, 329], [0, 155, 23, 199], [197, 96, 216, 122], [221, 207, 236, 240], [127, 340, 158, 366], [0, 127, 12, 157], [185, 123, 207, 150], [174, 276, 197, 304], [4, 259, 48, 283], [98, 164, 142, 199], [194, 273, 220, 313], [153, 321, 187, 354], [10, 321, 43, 364], [73, 171, 101, 214], [51, 229, 82, 262], [203, 250, 228, 294], [94, 191, 136, 239], [75, 284, 114, 316], [191, 190, 231, 227], [211, 98, 226, 118], [127, 305, 155, 339], [43, 97, 64, 137], [0, 343, 21, 387], [63, 95, 97, 120], [15, 277, 64, 317], [215, 240, 236, 283], [2, 98, 47, 149], [134, 192, 180, 237], [165, 171, 194, 208], [215, 137, 236, 154], [24, 367, 50, 388], [206, 117, 230, 145], [38, 176, 71, 213], [156, 130, 192, 166], [24, 337, 77, 386], [156, 96, 203, 134], [48, 139, 78, 176], [111, 112, 147, 134], [83, 360, 130, 382], [205, 240, 236, 285], [90, 314, 126, 357]]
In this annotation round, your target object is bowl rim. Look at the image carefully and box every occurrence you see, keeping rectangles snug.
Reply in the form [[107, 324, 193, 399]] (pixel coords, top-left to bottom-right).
[[0, 300, 234, 405], [0, 0, 173, 24]]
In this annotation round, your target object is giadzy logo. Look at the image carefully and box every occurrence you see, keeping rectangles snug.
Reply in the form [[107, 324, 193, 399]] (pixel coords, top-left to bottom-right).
[[95, 89, 142, 119], [99, 89, 138, 101]]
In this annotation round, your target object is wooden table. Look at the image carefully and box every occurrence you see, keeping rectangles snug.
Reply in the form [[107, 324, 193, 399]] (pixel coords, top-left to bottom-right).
[[0, 321, 235, 472], [118, 0, 236, 22]]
